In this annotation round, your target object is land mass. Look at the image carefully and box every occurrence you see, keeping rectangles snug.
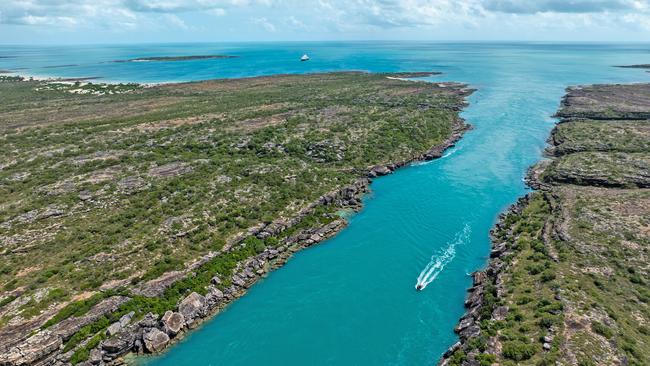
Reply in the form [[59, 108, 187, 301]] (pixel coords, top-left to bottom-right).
[[114, 55, 239, 63], [615, 65, 650, 74], [385, 72, 441, 78], [0, 72, 473, 365], [43, 64, 81, 69], [616, 64, 650, 69], [440, 83, 649, 366]]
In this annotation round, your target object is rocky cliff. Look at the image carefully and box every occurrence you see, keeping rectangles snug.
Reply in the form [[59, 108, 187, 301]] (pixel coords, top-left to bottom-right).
[[440, 83, 650, 366]]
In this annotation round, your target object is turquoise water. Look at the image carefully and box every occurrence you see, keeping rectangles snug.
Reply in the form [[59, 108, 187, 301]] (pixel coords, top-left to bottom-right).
[[3, 42, 649, 365]]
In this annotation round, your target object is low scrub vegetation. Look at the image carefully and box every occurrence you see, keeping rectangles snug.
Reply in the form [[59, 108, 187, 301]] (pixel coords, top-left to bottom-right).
[[0, 73, 469, 340]]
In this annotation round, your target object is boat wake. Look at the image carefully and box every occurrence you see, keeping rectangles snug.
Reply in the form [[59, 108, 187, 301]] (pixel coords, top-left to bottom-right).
[[415, 224, 471, 291], [412, 147, 462, 167], [411, 160, 433, 167], [442, 146, 462, 158]]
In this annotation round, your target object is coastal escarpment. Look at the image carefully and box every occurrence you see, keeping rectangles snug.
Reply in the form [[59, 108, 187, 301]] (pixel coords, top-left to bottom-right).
[[0, 72, 474, 365], [555, 83, 650, 121], [440, 82, 650, 366]]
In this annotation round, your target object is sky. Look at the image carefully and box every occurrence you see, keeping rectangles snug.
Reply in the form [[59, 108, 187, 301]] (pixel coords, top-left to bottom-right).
[[1, 0, 650, 44]]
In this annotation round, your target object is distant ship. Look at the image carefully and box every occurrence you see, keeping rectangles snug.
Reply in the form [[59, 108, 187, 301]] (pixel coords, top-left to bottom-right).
[[415, 284, 423, 291], [300, 54, 310, 61]]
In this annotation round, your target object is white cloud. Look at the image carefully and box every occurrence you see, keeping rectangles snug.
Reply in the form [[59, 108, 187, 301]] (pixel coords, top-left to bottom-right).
[[209, 8, 227, 16], [252, 16, 276, 31], [163, 13, 190, 29], [621, 11, 650, 29], [1, 0, 650, 40], [483, 0, 638, 14], [20, 15, 78, 26], [312, 0, 485, 30], [123, 0, 246, 13], [0, 0, 269, 27], [286, 15, 307, 30], [0, 0, 139, 29]]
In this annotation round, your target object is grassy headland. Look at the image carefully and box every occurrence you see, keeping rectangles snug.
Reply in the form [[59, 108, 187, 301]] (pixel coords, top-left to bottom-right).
[[0, 72, 473, 365]]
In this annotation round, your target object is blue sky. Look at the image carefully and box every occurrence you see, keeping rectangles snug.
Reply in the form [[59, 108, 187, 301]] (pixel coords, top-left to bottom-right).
[[1, 0, 650, 44]]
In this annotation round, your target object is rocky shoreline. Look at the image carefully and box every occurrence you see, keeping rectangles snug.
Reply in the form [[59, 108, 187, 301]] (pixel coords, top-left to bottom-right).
[[439, 81, 650, 365], [0, 88, 474, 366], [437, 194, 544, 366]]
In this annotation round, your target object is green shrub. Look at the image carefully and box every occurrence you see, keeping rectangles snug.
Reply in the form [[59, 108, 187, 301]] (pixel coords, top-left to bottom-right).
[[63, 316, 109, 352], [578, 359, 595, 366], [70, 333, 104, 365], [468, 335, 488, 352], [69, 348, 89, 365], [540, 271, 556, 282], [476, 353, 496, 366], [0, 295, 17, 308], [622, 342, 643, 360], [43, 291, 117, 328], [538, 315, 556, 329], [516, 296, 533, 305], [502, 341, 537, 361], [591, 321, 613, 339], [527, 263, 545, 275], [448, 350, 467, 366], [629, 274, 644, 285]]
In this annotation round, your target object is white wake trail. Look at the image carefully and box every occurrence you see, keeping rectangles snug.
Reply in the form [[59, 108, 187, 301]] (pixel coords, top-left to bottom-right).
[[415, 224, 471, 291], [441, 146, 462, 158], [412, 146, 462, 167]]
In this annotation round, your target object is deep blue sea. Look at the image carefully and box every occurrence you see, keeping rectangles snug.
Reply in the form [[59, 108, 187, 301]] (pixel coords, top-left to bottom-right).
[[3, 42, 649, 365]]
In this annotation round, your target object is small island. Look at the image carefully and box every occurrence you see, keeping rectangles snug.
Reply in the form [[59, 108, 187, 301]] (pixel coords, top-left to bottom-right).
[[615, 64, 650, 69], [114, 55, 239, 62], [43, 64, 80, 69]]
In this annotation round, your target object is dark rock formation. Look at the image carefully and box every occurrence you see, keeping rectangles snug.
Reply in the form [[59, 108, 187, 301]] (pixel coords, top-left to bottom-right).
[[143, 329, 170, 353], [132, 271, 185, 298], [147, 162, 192, 178], [1, 331, 62, 366], [102, 330, 136, 358], [88, 348, 102, 365], [161, 311, 184, 336], [116, 176, 148, 194], [178, 292, 206, 327], [106, 312, 134, 337], [368, 165, 392, 177]]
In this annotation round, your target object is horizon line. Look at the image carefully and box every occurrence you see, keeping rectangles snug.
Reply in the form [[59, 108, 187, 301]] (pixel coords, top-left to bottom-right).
[[2, 39, 650, 47]]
